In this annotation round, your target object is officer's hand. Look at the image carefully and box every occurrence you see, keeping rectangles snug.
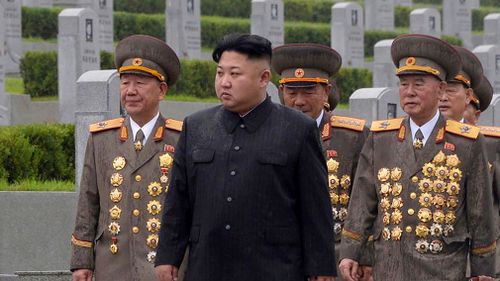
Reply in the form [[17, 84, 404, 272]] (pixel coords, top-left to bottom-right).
[[309, 276, 335, 281], [72, 269, 93, 281], [339, 258, 361, 281], [155, 264, 179, 281], [359, 265, 373, 281]]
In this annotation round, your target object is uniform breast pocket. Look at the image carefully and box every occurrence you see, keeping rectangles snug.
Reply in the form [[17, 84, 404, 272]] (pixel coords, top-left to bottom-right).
[[192, 148, 215, 164], [257, 151, 287, 166]]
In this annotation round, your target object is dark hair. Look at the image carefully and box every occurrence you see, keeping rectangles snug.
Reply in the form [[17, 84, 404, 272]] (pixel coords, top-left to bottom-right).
[[212, 33, 272, 63]]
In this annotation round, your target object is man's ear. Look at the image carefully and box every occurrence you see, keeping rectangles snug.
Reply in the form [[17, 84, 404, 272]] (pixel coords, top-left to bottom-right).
[[159, 82, 168, 100]]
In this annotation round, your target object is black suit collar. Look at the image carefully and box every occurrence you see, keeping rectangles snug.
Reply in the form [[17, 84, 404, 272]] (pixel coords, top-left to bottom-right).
[[222, 96, 273, 133]]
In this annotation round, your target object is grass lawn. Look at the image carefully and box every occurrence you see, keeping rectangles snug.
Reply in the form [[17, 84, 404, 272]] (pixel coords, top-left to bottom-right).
[[5, 76, 24, 94], [0, 179, 75, 192]]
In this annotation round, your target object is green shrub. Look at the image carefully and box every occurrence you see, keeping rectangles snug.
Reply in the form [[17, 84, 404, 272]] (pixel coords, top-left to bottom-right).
[[101, 50, 115, 69], [395, 6, 411, 28], [472, 7, 500, 31], [441, 35, 463, 46], [284, 0, 334, 23], [335, 68, 373, 103], [170, 59, 217, 99], [20, 51, 58, 97], [482, 0, 500, 7], [201, 16, 249, 48], [285, 21, 330, 45], [364, 30, 404, 57], [114, 0, 164, 14], [22, 6, 61, 39], [0, 124, 75, 183], [114, 11, 164, 41], [202, 0, 250, 18]]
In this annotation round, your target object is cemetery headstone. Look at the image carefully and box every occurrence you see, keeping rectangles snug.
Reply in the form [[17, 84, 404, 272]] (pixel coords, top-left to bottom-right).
[[92, 0, 113, 52], [2, 0, 22, 73], [331, 2, 364, 68], [365, 0, 395, 31], [484, 13, 500, 45], [473, 45, 500, 94], [443, 0, 472, 48], [166, 0, 202, 59], [0, 2, 9, 125], [58, 8, 100, 123], [251, 0, 284, 47], [395, 0, 412, 6], [410, 8, 441, 38], [21, 0, 52, 7], [373, 39, 398, 88], [349, 87, 402, 124], [478, 93, 499, 126]]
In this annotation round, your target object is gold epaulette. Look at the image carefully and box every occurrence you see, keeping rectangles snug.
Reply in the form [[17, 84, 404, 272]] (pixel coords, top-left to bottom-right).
[[89, 117, 125, 133], [370, 118, 404, 132], [165, 118, 183, 132], [71, 234, 93, 248], [445, 120, 479, 139], [479, 126, 500, 138], [330, 115, 366, 132]]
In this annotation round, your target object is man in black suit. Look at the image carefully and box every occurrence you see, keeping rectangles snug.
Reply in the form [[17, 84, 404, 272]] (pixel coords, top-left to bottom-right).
[[154, 33, 336, 281]]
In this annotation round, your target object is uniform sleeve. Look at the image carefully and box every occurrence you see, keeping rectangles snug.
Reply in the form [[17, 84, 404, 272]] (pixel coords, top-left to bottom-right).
[[467, 136, 497, 277], [339, 132, 379, 262], [155, 118, 191, 267], [298, 122, 337, 277], [70, 134, 100, 271]]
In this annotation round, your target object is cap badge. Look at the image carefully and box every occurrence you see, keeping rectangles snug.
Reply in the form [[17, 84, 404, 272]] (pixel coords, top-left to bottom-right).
[[132, 58, 143, 66], [406, 57, 416, 66], [294, 68, 305, 78]]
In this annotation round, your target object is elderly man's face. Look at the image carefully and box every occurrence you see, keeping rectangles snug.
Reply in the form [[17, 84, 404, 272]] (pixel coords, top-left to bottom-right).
[[438, 82, 472, 122], [399, 74, 446, 126], [281, 84, 330, 120], [214, 51, 270, 114]]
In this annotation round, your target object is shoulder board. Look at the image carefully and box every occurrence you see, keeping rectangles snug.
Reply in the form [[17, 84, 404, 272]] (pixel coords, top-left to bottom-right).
[[479, 126, 500, 138], [165, 118, 183, 132], [370, 118, 404, 132], [330, 115, 366, 132], [89, 117, 125, 133], [445, 120, 479, 139]]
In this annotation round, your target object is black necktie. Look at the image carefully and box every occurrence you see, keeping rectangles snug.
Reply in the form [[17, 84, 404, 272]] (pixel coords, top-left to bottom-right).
[[134, 129, 145, 152]]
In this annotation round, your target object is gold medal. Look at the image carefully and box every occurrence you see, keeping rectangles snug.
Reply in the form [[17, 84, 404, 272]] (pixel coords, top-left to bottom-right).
[[434, 166, 449, 180], [415, 239, 429, 253], [339, 193, 350, 206], [422, 163, 435, 178], [159, 153, 174, 168], [418, 208, 432, 223], [377, 168, 391, 182], [391, 209, 403, 224], [391, 167, 402, 182], [391, 182, 403, 196], [147, 182, 163, 197], [413, 138, 423, 149], [445, 211, 456, 224], [382, 227, 391, 240], [110, 243, 118, 254], [147, 251, 156, 263], [338, 208, 348, 221], [108, 222, 120, 235], [433, 194, 446, 209], [112, 156, 126, 171], [110, 188, 123, 203], [134, 141, 143, 151], [380, 182, 392, 196], [443, 224, 454, 237], [433, 210, 445, 224], [433, 180, 446, 193], [418, 193, 433, 208], [147, 218, 161, 233], [330, 192, 339, 205], [391, 197, 403, 209], [383, 212, 391, 225], [328, 174, 339, 189], [391, 226, 402, 240], [147, 200, 162, 215], [327, 158, 339, 173], [160, 174, 169, 184], [110, 173, 124, 187], [415, 223, 430, 238], [430, 223, 442, 237], [146, 234, 159, 249], [446, 182, 461, 196], [446, 154, 461, 167], [109, 205, 122, 220], [418, 178, 433, 193], [380, 197, 391, 210], [447, 196, 458, 209], [340, 175, 351, 190], [448, 168, 462, 182], [432, 150, 446, 164]]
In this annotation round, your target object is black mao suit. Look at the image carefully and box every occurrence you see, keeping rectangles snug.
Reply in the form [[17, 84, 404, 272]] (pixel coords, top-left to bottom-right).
[[155, 96, 336, 281]]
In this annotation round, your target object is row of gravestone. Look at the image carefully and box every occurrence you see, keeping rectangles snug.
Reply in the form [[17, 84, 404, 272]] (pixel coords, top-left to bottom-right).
[[1, 0, 500, 125]]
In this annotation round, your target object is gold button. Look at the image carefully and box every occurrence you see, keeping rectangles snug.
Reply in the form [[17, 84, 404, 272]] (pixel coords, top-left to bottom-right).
[[132, 226, 139, 233], [133, 209, 140, 216], [135, 175, 142, 182], [411, 176, 418, 183], [133, 192, 141, 199], [406, 226, 412, 233], [410, 192, 417, 200], [408, 208, 415, 215]]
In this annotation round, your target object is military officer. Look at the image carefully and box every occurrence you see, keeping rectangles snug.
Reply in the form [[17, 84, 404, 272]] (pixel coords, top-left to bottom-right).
[[272, 43, 370, 281], [438, 45, 484, 122], [339, 34, 497, 281], [464, 76, 500, 279], [70, 34, 183, 281]]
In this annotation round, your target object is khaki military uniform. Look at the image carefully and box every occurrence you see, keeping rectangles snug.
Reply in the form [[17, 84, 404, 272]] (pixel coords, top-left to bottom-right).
[[340, 115, 497, 280], [320, 112, 368, 280], [71, 116, 182, 281]]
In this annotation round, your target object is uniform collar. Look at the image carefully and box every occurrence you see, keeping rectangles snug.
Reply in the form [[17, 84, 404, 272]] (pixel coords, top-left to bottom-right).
[[409, 110, 439, 146], [223, 96, 273, 133], [130, 112, 160, 144], [315, 110, 325, 128]]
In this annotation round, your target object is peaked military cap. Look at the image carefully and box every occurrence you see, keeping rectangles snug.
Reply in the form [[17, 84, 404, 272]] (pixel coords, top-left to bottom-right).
[[272, 43, 342, 109], [391, 34, 461, 81], [472, 75, 493, 112], [448, 46, 483, 89], [115, 34, 180, 85]]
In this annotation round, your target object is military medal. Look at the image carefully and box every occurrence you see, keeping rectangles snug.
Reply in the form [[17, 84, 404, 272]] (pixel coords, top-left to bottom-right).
[[391, 183, 402, 196], [339, 193, 350, 206], [446, 181, 460, 195], [109, 205, 122, 220], [418, 208, 432, 223], [413, 138, 423, 149], [329, 192, 339, 205], [110, 173, 124, 187], [338, 208, 348, 221], [334, 223, 342, 235], [390, 167, 402, 181], [445, 211, 456, 224], [418, 178, 433, 192], [328, 174, 339, 189], [446, 154, 460, 167], [448, 168, 462, 182], [159, 153, 174, 169], [327, 158, 339, 173], [391, 209, 403, 224], [380, 198, 390, 211], [422, 163, 435, 177], [391, 226, 402, 240], [433, 194, 446, 209], [147, 200, 162, 215], [433, 210, 445, 224], [110, 237, 118, 254], [377, 168, 390, 182], [146, 218, 161, 233], [447, 196, 458, 209], [415, 223, 430, 238], [432, 151, 446, 164], [382, 227, 391, 241], [430, 223, 443, 237], [108, 222, 121, 235], [340, 175, 351, 189], [383, 212, 391, 225], [391, 197, 403, 209], [147, 251, 157, 263], [134, 140, 143, 151], [110, 188, 123, 203], [380, 183, 391, 196], [429, 240, 443, 254], [147, 182, 163, 197], [415, 239, 429, 253], [147, 234, 159, 249], [443, 224, 454, 237], [433, 180, 446, 193], [112, 156, 126, 171], [434, 166, 449, 180], [419, 193, 433, 208]]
